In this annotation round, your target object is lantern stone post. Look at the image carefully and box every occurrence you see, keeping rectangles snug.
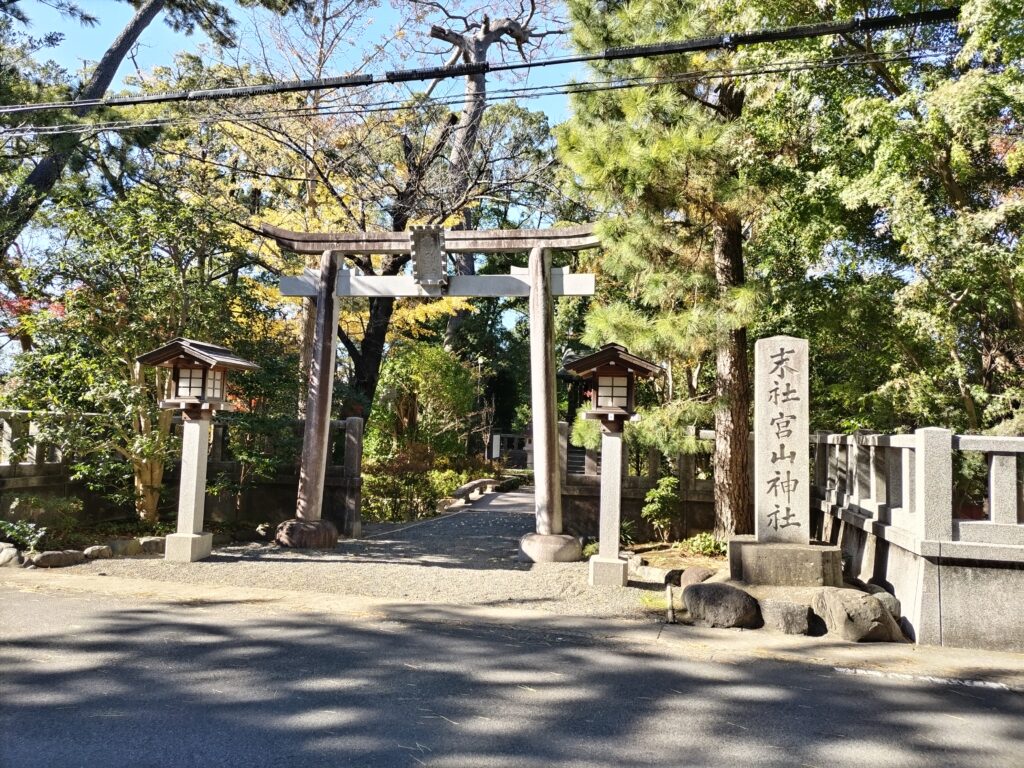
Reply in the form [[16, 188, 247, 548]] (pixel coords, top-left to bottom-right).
[[136, 338, 259, 563], [563, 344, 662, 586], [169, 409, 214, 561]]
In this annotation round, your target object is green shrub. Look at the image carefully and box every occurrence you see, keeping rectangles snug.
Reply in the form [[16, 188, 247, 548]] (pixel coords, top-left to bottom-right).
[[620, 519, 637, 547], [5, 494, 88, 550], [427, 469, 469, 499], [641, 476, 681, 542], [582, 540, 599, 558], [679, 532, 726, 557], [0, 519, 47, 551]]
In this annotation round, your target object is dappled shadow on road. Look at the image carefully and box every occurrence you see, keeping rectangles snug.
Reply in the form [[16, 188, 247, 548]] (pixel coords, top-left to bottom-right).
[[2, 593, 1021, 768]]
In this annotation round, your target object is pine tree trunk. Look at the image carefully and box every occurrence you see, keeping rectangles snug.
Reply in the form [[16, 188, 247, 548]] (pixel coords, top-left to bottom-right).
[[0, 0, 165, 257], [712, 213, 752, 538]]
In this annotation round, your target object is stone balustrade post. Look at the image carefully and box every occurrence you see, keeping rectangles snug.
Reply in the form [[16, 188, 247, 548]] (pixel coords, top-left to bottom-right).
[[988, 453, 1020, 525], [914, 428, 953, 541]]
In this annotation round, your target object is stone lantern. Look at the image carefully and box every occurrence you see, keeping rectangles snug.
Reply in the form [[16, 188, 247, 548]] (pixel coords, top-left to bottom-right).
[[564, 343, 661, 586], [137, 338, 259, 562]]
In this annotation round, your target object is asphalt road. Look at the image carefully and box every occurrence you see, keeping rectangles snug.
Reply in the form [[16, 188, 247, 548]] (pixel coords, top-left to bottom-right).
[[1, 588, 1021, 768]]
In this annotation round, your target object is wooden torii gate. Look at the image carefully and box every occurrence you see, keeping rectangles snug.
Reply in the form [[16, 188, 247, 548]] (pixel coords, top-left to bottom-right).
[[263, 223, 600, 561]]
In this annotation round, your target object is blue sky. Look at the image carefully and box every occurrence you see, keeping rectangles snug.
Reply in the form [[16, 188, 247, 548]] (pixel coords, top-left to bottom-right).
[[22, 0, 577, 123]]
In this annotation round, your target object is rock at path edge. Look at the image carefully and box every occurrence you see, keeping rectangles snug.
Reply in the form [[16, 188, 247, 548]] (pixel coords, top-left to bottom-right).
[[683, 582, 762, 629], [106, 538, 143, 557], [275, 519, 339, 549], [31, 550, 86, 568], [139, 536, 165, 554], [0, 546, 22, 567], [863, 583, 902, 621], [84, 545, 113, 559], [812, 587, 906, 642]]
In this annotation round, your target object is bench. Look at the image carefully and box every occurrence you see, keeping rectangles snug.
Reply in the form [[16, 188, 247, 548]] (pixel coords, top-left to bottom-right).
[[451, 477, 499, 504]]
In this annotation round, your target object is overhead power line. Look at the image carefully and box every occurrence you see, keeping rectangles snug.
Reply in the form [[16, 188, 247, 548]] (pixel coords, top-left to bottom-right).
[[0, 50, 954, 140], [0, 7, 960, 117]]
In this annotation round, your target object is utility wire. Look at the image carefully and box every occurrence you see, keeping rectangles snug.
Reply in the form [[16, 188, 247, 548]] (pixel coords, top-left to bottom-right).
[[0, 7, 960, 117], [0, 49, 956, 140]]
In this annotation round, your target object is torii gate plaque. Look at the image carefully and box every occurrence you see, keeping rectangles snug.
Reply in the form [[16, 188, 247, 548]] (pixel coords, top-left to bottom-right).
[[264, 223, 599, 562]]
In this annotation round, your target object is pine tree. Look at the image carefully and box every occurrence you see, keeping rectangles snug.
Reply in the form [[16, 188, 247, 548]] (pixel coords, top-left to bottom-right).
[[559, 0, 759, 536]]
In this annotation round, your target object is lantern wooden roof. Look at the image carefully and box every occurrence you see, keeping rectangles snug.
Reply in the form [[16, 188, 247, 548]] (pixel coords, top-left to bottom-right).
[[137, 338, 260, 372], [562, 344, 662, 379]]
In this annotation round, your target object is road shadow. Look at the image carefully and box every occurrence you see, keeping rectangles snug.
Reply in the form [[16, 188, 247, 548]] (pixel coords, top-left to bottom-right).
[[1, 592, 1021, 768]]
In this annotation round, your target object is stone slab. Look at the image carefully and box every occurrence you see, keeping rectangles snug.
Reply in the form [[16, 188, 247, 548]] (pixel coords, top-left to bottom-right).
[[518, 533, 581, 563], [759, 598, 810, 635], [727, 535, 756, 581], [589, 555, 628, 587], [165, 532, 213, 563], [740, 542, 842, 587]]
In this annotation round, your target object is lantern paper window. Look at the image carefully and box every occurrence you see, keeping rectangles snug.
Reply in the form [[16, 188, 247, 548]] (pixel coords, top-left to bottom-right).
[[206, 370, 224, 400], [597, 376, 628, 408], [176, 368, 206, 398]]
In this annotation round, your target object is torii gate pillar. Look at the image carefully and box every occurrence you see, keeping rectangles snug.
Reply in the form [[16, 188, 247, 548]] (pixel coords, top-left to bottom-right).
[[519, 246, 581, 562]]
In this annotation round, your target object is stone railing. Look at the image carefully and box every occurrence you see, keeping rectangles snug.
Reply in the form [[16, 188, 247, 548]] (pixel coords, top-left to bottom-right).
[[811, 429, 1024, 559], [812, 428, 1023, 651]]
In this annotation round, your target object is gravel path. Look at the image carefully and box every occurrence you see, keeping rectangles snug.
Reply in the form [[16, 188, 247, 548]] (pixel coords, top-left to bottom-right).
[[75, 491, 662, 620]]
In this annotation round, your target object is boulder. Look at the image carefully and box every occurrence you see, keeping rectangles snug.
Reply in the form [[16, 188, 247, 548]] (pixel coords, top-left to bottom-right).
[[759, 598, 810, 635], [811, 587, 906, 642], [678, 566, 716, 588], [84, 545, 113, 560], [107, 538, 143, 557], [863, 583, 902, 621], [0, 546, 22, 567], [0, 541, 15, 549], [211, 532, 233, 548], [275, 519, 339, 549], [139, 536, 165, 554], [683, 582, 762, 629], [31, 550, 86, 568]]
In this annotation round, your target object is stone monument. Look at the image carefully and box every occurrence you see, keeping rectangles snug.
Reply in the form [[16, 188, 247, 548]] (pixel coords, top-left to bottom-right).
[[732, 335, 842, 586]]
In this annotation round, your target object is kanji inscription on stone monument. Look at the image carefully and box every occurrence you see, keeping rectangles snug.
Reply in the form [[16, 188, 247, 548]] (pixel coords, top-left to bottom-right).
[[754, 336, 810, 543]]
